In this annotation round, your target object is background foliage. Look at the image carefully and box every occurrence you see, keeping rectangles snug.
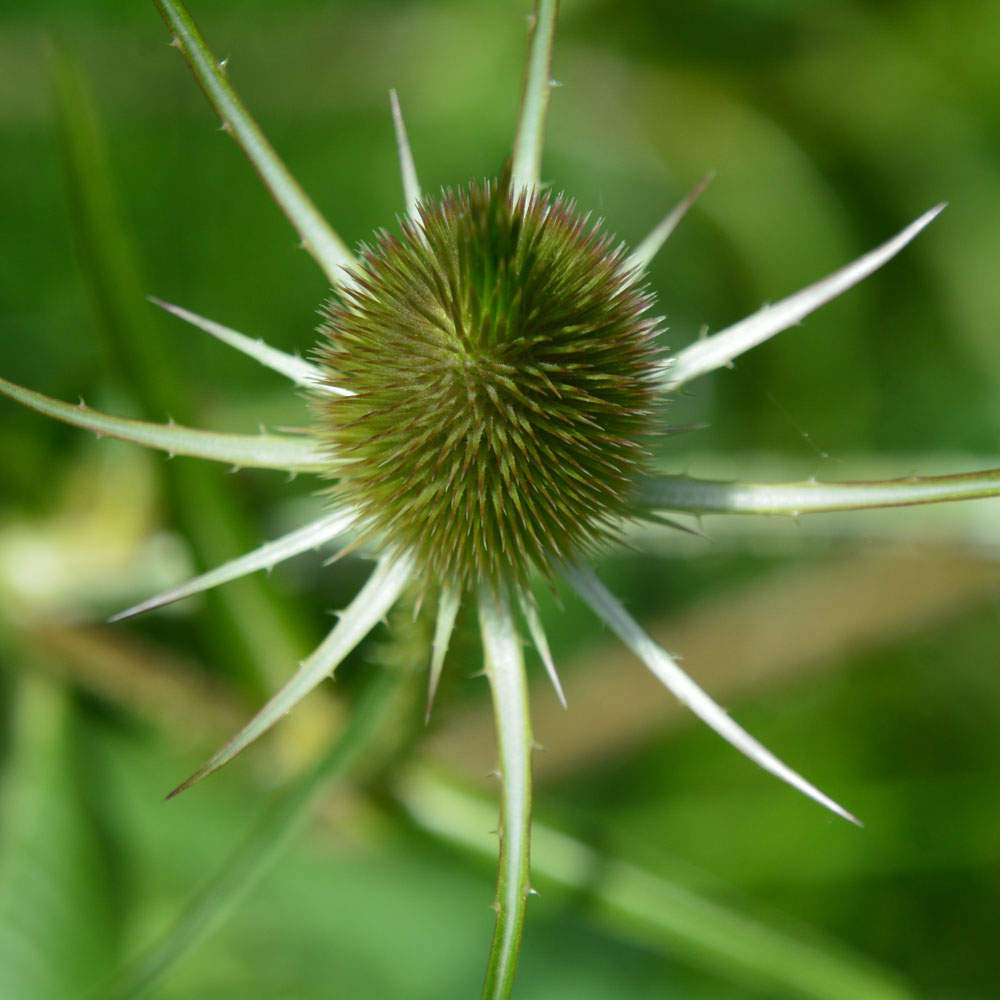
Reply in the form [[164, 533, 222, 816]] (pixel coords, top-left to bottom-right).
[[2, 1, 999, 998]]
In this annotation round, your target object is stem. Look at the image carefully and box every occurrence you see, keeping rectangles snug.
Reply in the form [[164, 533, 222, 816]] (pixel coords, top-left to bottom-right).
[[510, 0, 559, 198], [399, 769, 916, 1000], [152, 0, 357, 290], [478, 586, 533, 1000]]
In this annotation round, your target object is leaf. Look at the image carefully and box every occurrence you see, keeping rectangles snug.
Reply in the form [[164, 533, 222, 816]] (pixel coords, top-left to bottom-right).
[[110, 510, 354, 623], [167, 552, 414, 797], [0, 375, 327, 473], [0, 676, 120, 999], [426, 584, 461, 722], [149, 298, 338, 392], [389, 91, 422, 223], [152, 0, 358, 291], [639, 468, 1000, 515], [662, 205, 945, 390], [628, 172, 715, 271]]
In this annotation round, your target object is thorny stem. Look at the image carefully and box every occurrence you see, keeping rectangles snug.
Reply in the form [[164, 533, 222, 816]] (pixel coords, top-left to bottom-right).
[[93, 652, 422, 1000], [478, 586, 534, 1000], [511, 0, 559, 197], [399, 770, 917, 1000]]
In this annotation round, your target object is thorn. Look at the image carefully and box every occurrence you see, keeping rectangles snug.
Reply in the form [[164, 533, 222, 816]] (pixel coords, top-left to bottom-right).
[[489, 901, 500, 914], [168, 36, 181, 48], [219, 120, 233, 134], [412, 590, 425, 622], [218, 56, 230, 71]]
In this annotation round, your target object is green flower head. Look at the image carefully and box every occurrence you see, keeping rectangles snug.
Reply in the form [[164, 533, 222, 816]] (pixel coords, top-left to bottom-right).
[[317, 174, 661, 593]]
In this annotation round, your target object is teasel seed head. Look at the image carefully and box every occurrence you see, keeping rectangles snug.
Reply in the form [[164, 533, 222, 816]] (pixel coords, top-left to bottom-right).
[[315, 174, 662, 592]]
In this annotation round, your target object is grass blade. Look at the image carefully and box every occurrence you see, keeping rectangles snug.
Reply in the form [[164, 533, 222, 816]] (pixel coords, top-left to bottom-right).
[[49, 39, 321, 695], [94, 659, 415, 1000], [401, 770, 916, 1000]]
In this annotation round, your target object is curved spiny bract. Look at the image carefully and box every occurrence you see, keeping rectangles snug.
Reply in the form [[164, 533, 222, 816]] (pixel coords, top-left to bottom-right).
[[315, 177, 663, 593]]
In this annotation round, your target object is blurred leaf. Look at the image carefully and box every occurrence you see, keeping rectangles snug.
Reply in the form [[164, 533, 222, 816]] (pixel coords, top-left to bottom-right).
[[401, 769, 916, 1000], [0, 674, 120, 999], [48, 38, 314, 698]]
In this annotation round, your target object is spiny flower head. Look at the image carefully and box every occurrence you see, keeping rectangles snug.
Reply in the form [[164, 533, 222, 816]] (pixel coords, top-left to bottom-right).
[[316, 175, 661, 592], [2, 1, 992, 996]]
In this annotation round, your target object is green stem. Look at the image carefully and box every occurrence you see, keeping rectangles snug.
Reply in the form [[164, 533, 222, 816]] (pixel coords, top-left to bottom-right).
[[0, 375, 325, 473], [152, 0, 357, 290], [478, 586, 534, 1000], [510, 0, 559, 197]]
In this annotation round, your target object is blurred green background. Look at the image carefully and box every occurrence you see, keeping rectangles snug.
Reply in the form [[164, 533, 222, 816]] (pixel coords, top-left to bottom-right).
[[2, 1, 1000, 998]]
